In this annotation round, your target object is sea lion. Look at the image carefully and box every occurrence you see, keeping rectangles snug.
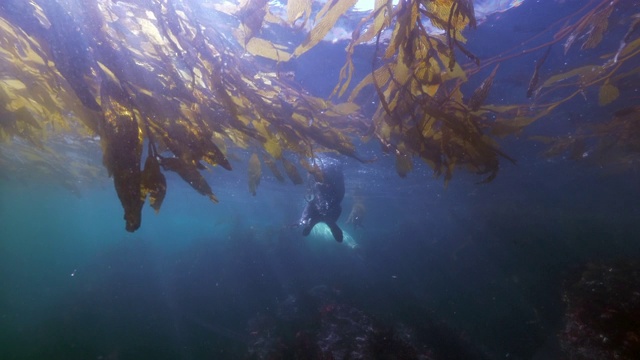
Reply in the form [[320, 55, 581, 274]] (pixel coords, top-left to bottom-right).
[[299, 156, 345, 242]]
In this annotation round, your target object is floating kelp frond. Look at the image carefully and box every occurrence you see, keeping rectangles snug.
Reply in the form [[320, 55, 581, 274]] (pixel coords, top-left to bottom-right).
[[0, 0, 369, 231]]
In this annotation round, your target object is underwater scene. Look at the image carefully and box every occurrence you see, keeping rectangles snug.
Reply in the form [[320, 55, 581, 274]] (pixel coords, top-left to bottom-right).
[[1, 0, 640, 359]]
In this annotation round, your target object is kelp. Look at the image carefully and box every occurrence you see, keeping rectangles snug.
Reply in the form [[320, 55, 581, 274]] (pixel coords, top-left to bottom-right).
[[0, 0, 368, 230], [293, 0, 359, 57], [453, 0, 640, 170], [340, 0, 511, 183], [282, 157, 304, 185], [141, 142, 167, 213], [526, 46, 551, 98], [264, 156, 286, 182], [0, 0, 639, 230], [612, 13, 640, 63], [468, 64, 499, 111], [534, 106, 640, 169], [160, 155, 219, 203], [99, 76, 145, 232], [248, 152, 262, 196], [562, 0, 615, 54]]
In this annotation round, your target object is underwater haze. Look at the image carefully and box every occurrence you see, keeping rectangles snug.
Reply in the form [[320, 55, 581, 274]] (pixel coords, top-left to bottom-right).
[[2, 0, 640, 359]]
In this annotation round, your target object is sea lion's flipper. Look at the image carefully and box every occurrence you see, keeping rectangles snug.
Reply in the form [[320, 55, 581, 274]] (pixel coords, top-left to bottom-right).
[[327, 222, 343, 243], [302, 219, 319, 237]]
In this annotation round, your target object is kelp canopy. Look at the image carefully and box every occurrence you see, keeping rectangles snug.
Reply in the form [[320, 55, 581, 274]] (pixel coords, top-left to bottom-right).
[[0, 0, 638, 231]]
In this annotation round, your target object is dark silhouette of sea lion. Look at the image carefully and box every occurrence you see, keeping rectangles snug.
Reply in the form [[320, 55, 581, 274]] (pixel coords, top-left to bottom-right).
[[298, 156, 345, 242]]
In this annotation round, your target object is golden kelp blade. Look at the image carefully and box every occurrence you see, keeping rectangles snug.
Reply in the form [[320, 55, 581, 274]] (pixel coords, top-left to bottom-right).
[[331, 0, 392, 98], [425, 0, 477, 31], [245, 37, 292, 61], [598, 82, 619, 106], [248, 152, 262, 196], [293, 0, 358, 57], [254, 121, 283, 159], [357, 0, 392, 44], [540, 65, 602, 88], [286, 0, 312, 25]]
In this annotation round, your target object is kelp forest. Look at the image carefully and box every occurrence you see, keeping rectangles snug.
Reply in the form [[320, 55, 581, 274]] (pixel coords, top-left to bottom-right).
[[0, 0, 638, 231]]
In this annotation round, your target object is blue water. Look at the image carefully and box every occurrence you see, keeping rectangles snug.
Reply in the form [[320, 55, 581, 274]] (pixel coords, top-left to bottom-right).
[[2, 0, 640, 359], [3, 152, 639, 359]]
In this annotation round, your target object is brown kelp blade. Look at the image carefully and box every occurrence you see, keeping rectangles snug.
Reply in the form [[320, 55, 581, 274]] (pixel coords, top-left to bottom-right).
[[99, 77, 144, 232], [141, 151, 167, 213], [160, 156, 219, 203]]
